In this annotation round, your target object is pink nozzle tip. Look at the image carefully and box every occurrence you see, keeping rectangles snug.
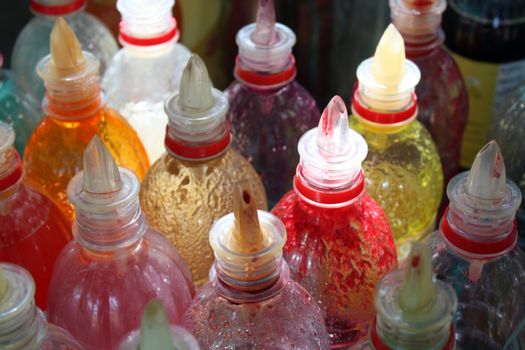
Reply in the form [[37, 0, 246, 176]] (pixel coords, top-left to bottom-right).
[[251, 0, 278, 45], [317, 96, 351, 157], [465, 140, 506, 200]]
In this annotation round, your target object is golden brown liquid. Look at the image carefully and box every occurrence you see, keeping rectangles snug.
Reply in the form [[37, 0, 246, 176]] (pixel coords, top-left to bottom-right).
[[140, 148, 267, 287], [24, 107, 149, 222]]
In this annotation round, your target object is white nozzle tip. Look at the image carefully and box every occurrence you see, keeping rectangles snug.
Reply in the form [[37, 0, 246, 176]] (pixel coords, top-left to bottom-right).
[[50, 17, 86, 75], [179, 54, 214, 111], [82, 136, 122, 194], [251, 0, 277, 45], [317, 96, 351, 157], [139, 300, 175, 350], [372, 24, 406, 86], [465, 140, 506, 200]]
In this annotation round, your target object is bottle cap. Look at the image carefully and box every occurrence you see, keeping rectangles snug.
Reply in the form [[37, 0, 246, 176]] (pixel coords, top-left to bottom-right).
[[295, 96, 367, 207], [30, 0, 86, 16], [0, 122, 22, 192], [234, 0, 296, 89], [164, 54, 230, 160], [117, 0, 180, 46]]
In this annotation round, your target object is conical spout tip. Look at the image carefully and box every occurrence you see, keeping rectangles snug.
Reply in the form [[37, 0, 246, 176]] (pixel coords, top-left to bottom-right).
[[465, 140, 506, 200], [231, 180, 264, 253], [317, 96, 351, 157], [50, 17, 86, 76], [399, 243, 436, 313], [372, 24, 405, 86], [82, 136, 122, 194], [179, 54, 214, 112], [139, 300, 175, 350], [251, 0, 277, 45]]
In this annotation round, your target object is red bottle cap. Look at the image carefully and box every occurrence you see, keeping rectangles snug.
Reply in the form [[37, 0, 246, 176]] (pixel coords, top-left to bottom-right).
[[164, 125, 231, 160], [351, 90, 418, 125], [30, 0, 85, 16], [0, 153, 22, 192], [234, 55, 297, 88], [119, 18, 180, 47]]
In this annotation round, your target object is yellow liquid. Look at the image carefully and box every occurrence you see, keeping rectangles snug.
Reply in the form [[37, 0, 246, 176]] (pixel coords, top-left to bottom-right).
[[140, 148, 267, 287], [349, 117, 443, 259], [24, 107, 149, 222]]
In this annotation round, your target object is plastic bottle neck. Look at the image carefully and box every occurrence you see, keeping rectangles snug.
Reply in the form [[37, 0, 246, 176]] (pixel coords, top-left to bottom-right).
[[30, 0, 86, 17]]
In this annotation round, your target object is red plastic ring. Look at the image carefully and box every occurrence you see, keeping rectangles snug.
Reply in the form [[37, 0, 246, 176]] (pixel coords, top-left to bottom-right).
[[0, 153, 22, 192], [352, 90, 418, 125], [119, 18, 179, 46], [164, 126, 231, 160], [370, 319, 456, 350], [30, 0, 85, 15], [441, 207, 518, 256], [234, 55, 297, 87], [293, 167, 365, 205]]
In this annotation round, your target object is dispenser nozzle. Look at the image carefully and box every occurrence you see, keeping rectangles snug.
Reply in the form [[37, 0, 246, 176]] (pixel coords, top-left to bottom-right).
[[0, 268, 8, 302], [317, 96, 352, 158], [232, 180, 264, 253], [138, 300, 175, 350], [82, 136, 122, 194], [251, 0, 278, 45], [50, 17, 86, 76], [399, 243, 436, 313], [372, 24, 406, 86], [465, 140, 506, 200], [179, 55, 214, 112]]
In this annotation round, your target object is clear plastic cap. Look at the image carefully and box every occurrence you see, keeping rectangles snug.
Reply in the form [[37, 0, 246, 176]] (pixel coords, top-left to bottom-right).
[[375, 243, 457, 349], [117, 0, 176, 39], [0, 122, 18, 181], [236, 0, 296, 73], [390, 0, 446, 37], [298, 96, 367, 190], [165, 54, 228, 146], [356, 24, 420, 111]]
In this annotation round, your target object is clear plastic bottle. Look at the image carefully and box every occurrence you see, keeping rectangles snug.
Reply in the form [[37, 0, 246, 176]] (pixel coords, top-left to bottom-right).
[[0, 121, 71, 310], [351, 243, 458, 350], [490, 85, 525, 251], [349, 24, 443, 259], [182, 180, 331, 349], [0, 263, 85, 349], [426, 141, 525, 349], [47, 136, 194, 350], [118, 300, 200, 350], [24, 18, 148, 222], [390, 0, 468, 183], [102, 0, 191, 163], [272, 96, 397, 348], [11, 0, 117, 104], [140, 55, 267, 288], [225, 0, 320, 207], [0, 56, 40, 156]]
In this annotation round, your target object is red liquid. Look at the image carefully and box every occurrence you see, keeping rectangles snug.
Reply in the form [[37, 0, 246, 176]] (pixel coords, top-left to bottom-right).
[[273, 191, 397, 347], [0, 181, 71, 309]]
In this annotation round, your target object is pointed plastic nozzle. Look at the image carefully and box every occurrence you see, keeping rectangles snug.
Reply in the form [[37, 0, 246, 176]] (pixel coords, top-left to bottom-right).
[[231, 180, 265, 254], [82, 136, 122, 194], [372, 24, 406, 86], [0, 268, 8, 303], [179, 55, 214, 112], [251, 0, 277, 45], [399, 243, 436, 313], [317, 96, 352, 158], [465, 140, 506, 200], [50, 17, 86, 76], [138, 300, 175, 350]]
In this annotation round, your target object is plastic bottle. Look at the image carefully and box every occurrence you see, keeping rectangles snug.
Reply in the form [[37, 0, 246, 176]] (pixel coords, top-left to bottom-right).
[[351, 243, 457, 350], [0, 55, 40, 156], [47, 136, 194, 350], [118, 299, 200, 350], [11, 0, 117, 103], [0, 263, 85, 349], [390, 0, 468, 183], [182, 180, 331, 349], [272, 96, 397, 348], [140, 54, 266, 287], [349, 24, 443, 258], [24, 18, 149, 222], [225, 0, 319, 207], [102, 0, 191, 163], [0, 121, 71, 310], [426, 140, 525, 349]]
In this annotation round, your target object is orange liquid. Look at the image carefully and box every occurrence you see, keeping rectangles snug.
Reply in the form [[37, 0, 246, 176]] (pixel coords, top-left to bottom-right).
[[24, 107, 149, 222]]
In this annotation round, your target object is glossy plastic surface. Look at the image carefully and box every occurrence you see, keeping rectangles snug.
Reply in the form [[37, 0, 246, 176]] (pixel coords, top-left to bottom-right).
[[11, 12, 117, 103], [272, 190, 397, 347], [24, 107, 149, 222], [41, 324, 87, 350], [0, 181, 71, 309], [140, 148, 267, 287], [349, 118, 443, 257], [226, 81, 319, 206], [47, 228, 194, 350]]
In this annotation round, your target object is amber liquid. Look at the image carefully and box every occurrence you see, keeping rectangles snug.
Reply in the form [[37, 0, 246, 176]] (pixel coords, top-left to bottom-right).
[[24, 107, 149, 222]]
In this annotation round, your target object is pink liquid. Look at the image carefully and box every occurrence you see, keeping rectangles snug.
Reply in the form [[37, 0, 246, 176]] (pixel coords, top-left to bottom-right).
[[0, 181, 71, 309], [47, 228, 194, 350]]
